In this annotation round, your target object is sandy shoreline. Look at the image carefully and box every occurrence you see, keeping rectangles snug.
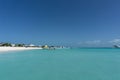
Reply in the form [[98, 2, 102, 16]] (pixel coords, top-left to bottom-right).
[[0, 47, 42, 52]]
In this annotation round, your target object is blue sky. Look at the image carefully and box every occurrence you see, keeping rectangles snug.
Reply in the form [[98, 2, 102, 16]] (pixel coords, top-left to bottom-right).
[[0, 0, 120, 46]]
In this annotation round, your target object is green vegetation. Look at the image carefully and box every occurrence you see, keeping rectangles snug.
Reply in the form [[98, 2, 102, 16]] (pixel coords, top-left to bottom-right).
[[1, 43, 12, 46], [15, 44, 25, 47], [0, 43, 25, 47]]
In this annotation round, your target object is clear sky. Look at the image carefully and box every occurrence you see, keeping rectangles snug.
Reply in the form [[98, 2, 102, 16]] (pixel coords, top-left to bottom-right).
[[0, 0, 120, 46]]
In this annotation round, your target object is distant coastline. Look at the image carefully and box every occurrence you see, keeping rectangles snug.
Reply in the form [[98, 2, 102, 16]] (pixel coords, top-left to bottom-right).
[[0, 42, 66, 52]]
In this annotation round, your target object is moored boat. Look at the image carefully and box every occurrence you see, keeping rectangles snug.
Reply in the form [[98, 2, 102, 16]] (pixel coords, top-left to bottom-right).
[[113, 45, 120, 48]]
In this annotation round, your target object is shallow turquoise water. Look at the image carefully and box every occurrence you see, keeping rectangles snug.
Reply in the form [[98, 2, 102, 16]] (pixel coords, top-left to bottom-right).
[[0, 48, 120, 80]]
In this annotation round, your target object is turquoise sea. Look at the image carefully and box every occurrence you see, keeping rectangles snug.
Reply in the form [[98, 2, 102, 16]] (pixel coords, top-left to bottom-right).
[[0, 48, 120, 80]]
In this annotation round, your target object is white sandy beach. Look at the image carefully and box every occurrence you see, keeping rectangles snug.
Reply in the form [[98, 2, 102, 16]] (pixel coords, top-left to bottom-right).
[[0, 47, 42, 52]]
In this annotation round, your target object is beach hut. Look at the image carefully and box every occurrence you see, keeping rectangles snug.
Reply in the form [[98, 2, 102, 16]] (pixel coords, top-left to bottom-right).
[[29, 44, 35, 47], [11, 44, 15, 47]]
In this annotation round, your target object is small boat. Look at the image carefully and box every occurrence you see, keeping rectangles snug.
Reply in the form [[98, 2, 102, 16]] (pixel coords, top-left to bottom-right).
[[113, 45, 120, 48]]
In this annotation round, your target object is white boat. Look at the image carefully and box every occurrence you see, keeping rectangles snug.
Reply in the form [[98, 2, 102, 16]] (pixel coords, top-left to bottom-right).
[[113, 45, 120, 48]]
